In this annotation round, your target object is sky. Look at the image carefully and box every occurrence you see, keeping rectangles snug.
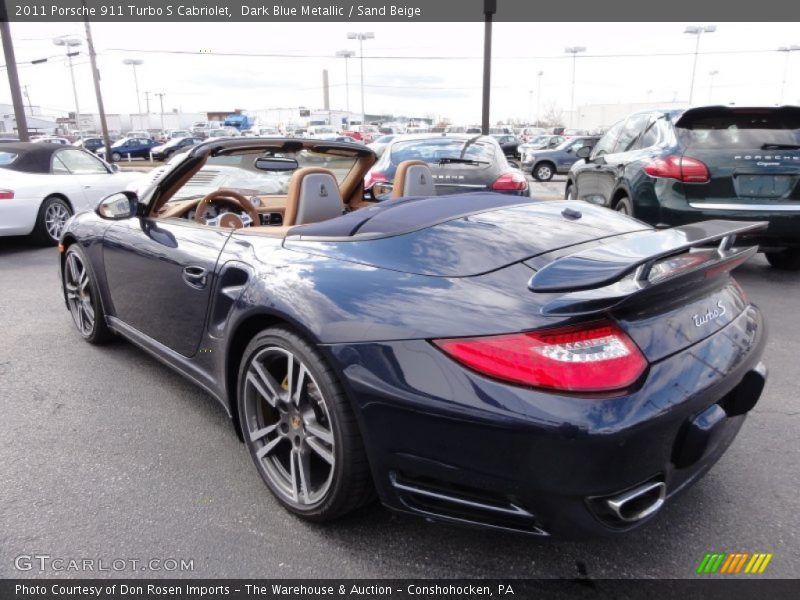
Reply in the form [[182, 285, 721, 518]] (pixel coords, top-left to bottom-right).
[[2, 21, 799, 125]]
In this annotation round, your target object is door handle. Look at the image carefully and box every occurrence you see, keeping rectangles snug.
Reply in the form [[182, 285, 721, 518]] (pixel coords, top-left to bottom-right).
[[182, 266, 208, 289]]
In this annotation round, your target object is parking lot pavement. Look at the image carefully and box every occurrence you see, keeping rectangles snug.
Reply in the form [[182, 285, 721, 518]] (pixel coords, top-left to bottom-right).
[[1, 237, 798, 579], [528, 174, 567, 200]]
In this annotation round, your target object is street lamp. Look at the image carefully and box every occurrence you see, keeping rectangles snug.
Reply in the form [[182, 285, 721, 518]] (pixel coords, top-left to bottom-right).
[[564, 47, 585, 128], [708, 70, 719, 103], [122, 58, 144, 123], [347, 32, 374, 123], [335, 50, 355, 114], [684, 25, 716, 104], [53, 35, 82, 135], [536, 70, 543, 126], [778, 46, 800, 104]]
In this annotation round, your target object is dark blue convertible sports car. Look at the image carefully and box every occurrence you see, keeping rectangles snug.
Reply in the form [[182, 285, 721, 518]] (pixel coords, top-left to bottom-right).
[[59, 138, 767, 537]]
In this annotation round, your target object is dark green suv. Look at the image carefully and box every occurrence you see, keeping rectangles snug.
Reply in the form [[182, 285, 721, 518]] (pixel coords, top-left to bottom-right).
[[566, 106, 800, 269]]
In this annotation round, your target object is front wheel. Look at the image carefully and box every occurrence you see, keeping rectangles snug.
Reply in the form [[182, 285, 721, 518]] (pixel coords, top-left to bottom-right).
[[237, 327, 373, 521], [533, 162, 554, 182], [765, 248, 800, 271], [565, 183, 575, 200], [110, 152, 122, 162], [63, 245, 112, 344]]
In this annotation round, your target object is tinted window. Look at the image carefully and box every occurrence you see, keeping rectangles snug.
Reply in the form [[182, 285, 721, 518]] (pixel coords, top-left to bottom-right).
[[389, 138, 495, 165], [632, 117, 665, 150], [591, 121, 624, 157], [613, 114, 650, 153], [676, 112, 800, 149], [57, 149, 108, 174]]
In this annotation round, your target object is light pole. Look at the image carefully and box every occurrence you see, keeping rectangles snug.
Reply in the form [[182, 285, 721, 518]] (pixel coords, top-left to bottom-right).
[[335, 50, 355, 114], [685, 25, 716, 104], [53, 35, 83, 135], [708, 70, 719, 103], [536, 70, 543, 126], [123, 58, 143, 124], [565, 47, 585, 129], [347, 32, 374, 123], [778, 46, 800, 104], [155, 92, 166, 132]]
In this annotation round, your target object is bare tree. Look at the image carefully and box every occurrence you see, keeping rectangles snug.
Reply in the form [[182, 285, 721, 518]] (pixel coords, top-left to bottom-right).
[[539, 103, 564, 128]]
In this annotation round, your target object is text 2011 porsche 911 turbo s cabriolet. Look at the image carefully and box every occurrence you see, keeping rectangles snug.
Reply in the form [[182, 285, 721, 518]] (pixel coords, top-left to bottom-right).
[[59, 138, 767, 537]]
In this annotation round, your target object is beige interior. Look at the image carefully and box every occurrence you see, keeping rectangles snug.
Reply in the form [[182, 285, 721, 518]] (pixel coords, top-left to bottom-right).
[[150, 149, 421, 237]]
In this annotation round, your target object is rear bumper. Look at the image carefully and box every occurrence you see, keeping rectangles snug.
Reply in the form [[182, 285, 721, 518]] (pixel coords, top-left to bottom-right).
[[0, 196, 40, 236], [656, 193, 800, 248], [328, 305, 766, 537]]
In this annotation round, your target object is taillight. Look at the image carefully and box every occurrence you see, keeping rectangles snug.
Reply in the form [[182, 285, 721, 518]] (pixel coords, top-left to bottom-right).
[[433, 320, 647, 393], [492, 171, 528, 191], [644, 156, 709, 183], [0, 190, 14, 200], [364, 170, 387, 190]]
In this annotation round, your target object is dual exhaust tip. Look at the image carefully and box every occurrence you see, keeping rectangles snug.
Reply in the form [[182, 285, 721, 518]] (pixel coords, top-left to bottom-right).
[[603, 481, 666, 523]]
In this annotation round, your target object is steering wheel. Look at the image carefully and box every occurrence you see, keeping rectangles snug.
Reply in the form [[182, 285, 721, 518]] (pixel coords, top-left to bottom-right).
[[193, 189, 259, 228]]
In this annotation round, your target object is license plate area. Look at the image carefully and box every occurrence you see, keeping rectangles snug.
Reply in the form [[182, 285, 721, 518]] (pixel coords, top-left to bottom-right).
[[734, 173, 796, 198]]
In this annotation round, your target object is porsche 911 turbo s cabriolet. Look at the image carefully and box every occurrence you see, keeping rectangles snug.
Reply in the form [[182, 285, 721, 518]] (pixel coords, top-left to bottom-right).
[[59, 138, 767, 537]]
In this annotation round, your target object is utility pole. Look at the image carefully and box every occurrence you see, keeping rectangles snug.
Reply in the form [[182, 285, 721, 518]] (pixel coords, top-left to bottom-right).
[[335, 50, 355, 114], [83, 9, 111, 153], [54, 36, 83, 135], [144, 91, 151, 114], [155, 92, 166, 132], [536, 71, 543, 126], [0, 9, 30, 140], [481, 0, 496, 135]]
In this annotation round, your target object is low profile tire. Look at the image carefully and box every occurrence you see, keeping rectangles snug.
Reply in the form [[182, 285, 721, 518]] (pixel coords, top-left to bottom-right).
[[33, 196, 72, 246], [614, 195, 634, 216], [765, 248, 800, 271], [63, 245, 112, 344], [237, 327, 373, 521], [533, 162, 555, 182], [110, 152, 122, 162], [565, 182, 575, 200]]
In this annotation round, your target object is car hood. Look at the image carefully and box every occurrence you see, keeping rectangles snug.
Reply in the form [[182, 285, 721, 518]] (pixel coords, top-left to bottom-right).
[[284, 197, 649, 277]]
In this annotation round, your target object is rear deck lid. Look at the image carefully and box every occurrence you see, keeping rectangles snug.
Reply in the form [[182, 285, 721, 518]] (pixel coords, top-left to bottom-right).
[[283, 195, 648, 277], [676, 106, 800, 208]]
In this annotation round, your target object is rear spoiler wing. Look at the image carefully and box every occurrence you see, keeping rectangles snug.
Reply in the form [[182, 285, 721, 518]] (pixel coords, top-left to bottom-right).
[[529, 220, 767, 316]]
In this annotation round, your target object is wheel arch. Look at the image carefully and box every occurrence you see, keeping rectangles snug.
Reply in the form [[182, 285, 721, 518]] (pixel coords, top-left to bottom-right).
[[533, 159, 556, 174], [611, 184, 633, 209]]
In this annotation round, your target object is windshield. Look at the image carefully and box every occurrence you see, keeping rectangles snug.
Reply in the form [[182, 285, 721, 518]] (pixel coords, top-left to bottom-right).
[[374, 135, 394, 144], [528, 135, 550, 145], [677, 111, 800, 150], [389, 138, 495, 165], [169, 148, 359, 202]]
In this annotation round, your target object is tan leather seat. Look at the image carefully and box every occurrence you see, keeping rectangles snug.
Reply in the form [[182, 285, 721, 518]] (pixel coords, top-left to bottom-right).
[[283, 167, 345, 226], [391, 160, 437, 198]]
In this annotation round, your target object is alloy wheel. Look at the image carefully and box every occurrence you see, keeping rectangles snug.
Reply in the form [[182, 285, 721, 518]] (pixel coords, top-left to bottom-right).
[[536, 165, 552, 181], [45, 202, 70, 241], [64, 252, 95, 336], [243, 347, 335, 506]]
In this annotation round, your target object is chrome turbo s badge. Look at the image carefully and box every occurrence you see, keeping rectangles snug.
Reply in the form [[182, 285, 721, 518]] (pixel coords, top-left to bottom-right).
[[693, 300, 727, 327]]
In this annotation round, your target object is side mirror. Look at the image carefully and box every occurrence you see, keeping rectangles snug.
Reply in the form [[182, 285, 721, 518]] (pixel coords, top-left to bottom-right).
[[507, 160, 521, 169], [96, 191, 141, 220], [576, 146, 592, 159], [109, 163, 120, 173], [372, 181, 394, 201]]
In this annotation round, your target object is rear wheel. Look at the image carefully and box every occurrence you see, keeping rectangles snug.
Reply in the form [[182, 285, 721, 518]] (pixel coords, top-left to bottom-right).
[[614, 195, 634, 216], [533, 162, 555, 182], [565, 182, 575, 200], [110, 152, 122, 162], [765, 248, 800, 271], [63, 245, 112, 344], [33, 196, 72, 245], [237, 327, 373, 521]]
